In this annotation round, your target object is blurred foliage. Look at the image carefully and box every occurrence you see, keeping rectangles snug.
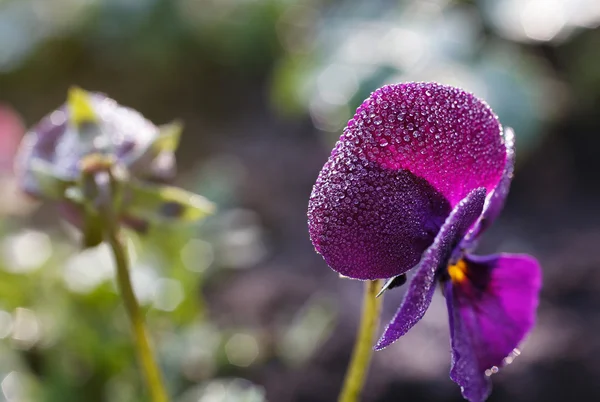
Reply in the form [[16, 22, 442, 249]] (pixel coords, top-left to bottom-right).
[[271, 0, 569, 154]]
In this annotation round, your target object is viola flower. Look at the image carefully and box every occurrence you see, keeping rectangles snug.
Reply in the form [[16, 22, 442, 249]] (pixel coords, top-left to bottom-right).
[[307, 82, 541, 401], [16, 87, 213, 244]]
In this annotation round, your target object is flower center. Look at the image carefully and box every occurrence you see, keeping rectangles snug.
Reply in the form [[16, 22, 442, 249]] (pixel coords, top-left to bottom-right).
[[448, 259, 468, 284]]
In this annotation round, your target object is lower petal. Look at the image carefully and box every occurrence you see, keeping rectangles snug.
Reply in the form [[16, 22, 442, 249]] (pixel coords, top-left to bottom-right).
[[446, 253, 542, 402], [374, 187, 486, 350]]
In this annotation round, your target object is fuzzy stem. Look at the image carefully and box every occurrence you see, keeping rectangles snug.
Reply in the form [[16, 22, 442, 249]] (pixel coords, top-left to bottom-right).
[[106, 227, 169, 402], [338, 280, 383, 402]]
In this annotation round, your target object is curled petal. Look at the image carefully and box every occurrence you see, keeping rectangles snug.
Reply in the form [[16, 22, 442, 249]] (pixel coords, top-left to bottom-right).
[[309, 163, 450, 279], [463, 128, 515, 248], [374, 187, 486, 350], [308, 82, 505, 279], [445, 253, 542, 402]]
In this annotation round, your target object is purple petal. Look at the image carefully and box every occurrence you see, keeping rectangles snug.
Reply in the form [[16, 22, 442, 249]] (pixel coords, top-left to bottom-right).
[[309, 160, 450, 279], [444, 281, 490, 402], [308, 82, 505, 280], [462, 128, 515, 248], [446, 253, 542, 402], [354, 83, 505, 206], [374, 187, 486, 350], [16, 113, 68, 197]]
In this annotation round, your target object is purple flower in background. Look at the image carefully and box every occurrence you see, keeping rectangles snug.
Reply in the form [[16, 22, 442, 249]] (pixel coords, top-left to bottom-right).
[[307, 82, 541, 401], [15, 87, 213, 244], [17, 87, 180, 199]]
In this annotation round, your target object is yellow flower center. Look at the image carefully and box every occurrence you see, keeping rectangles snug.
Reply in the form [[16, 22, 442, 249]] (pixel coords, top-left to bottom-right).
[[448, 259, 468, 284]]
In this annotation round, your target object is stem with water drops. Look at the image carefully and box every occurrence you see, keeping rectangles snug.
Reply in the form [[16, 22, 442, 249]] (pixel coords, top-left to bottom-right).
[[338, 280, 383, 402]]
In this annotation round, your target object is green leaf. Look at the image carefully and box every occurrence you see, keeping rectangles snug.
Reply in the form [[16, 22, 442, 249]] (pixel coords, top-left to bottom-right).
[[126, 182, 215, 225]]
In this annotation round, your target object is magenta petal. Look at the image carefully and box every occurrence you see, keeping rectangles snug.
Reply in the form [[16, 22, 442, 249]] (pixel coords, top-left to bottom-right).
[[352, 83, 505, 206], [374, 187, 486, 350], [463, 128, 515, 247], [446, 253, 542, 402]]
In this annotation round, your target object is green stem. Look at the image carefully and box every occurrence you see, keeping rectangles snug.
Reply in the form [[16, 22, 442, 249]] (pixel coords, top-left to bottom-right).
[[338, 280, 383, 402], [106, 228, 169, 402]]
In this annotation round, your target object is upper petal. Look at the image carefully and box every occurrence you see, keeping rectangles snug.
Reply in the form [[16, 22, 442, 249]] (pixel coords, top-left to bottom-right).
[[353, 83, 505, 206], [308, 82, 505, 279], [374, 187, 486, 350], [462, 128, 515, 248], [445, 253, 542, 402]]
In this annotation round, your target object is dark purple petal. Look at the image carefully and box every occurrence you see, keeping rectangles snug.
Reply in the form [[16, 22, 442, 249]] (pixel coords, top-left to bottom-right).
[[309, 161, 450, 279], [446, 253, 542, 402], [374, 187, 486, 350], [462, 128, 515, 248]]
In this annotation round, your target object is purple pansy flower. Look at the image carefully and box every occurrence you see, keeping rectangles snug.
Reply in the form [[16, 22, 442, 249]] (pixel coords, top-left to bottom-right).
[[307, 82, 541, 401], [15, 88, 213, 243]]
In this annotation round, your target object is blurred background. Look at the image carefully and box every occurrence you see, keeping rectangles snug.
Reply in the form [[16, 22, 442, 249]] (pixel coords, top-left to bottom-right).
[[0, 0, 599, 401]]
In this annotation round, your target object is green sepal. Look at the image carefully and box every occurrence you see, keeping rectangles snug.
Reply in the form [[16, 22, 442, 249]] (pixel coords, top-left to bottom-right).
[[125, 182, 215, 225], [82, 205, 104, 248], [29, 159, 75, 200], [153, 121, 183, 153]]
